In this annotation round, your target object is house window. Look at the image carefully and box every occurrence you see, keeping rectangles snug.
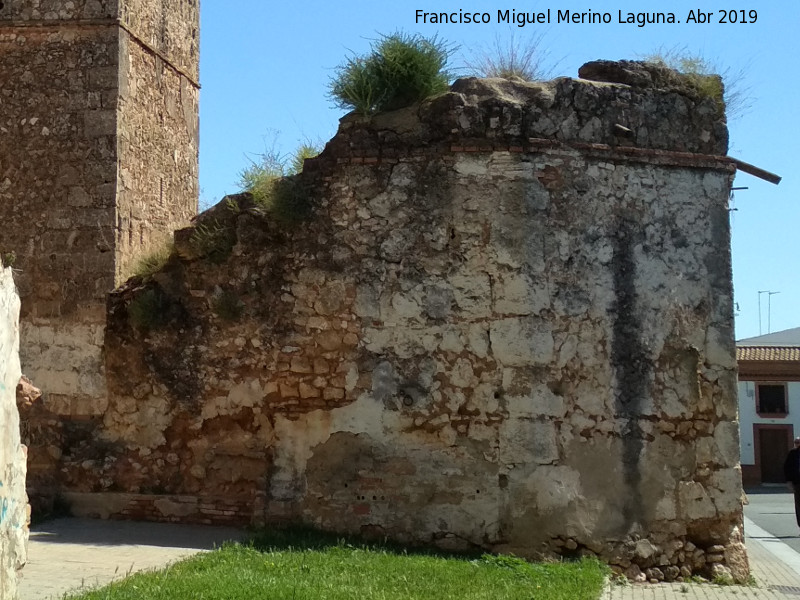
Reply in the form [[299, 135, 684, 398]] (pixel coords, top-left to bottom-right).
[[757, 383, 788, 416]]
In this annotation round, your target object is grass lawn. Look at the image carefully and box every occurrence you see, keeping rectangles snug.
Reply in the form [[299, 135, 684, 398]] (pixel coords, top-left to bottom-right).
[[65, 529, 609, 600]]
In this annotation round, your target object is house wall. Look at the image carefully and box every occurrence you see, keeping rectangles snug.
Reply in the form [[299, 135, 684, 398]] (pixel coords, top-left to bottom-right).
[[738, 380, 800, 484]]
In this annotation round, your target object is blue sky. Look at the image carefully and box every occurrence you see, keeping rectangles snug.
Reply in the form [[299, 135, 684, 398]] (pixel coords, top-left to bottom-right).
[[198, 1, 798, 340]]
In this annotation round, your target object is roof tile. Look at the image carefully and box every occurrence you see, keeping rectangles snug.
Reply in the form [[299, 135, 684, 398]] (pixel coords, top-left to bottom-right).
[[736, 346, 800, 362]]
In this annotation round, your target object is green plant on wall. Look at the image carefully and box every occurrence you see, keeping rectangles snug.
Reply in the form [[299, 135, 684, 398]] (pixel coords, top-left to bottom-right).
[[132, 242, 174, 279], [330, 32, 454, 115], [190, 219, 236, 263], [128, 288, 170, 331], [462, 33, 557, 82], [211, 289, 243, 321], [1, 251, 15, 268], [643, 47, 751, 119], [238, 142, 319, 223]]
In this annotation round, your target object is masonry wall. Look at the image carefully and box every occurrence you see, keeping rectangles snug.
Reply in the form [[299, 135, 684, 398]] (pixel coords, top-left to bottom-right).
[[0, 22, 119, 427], [0, 268, 29, 600], [116, 30, 199, 283], [119, 0, 199, 80], [0, 0, 198, 506], [115, 0, 199, 279], [63, 64, 746, 582]]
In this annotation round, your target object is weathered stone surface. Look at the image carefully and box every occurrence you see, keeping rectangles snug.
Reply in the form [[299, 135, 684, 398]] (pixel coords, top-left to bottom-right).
[[41, 63, 745, 581], [0, 268, 29, 600]]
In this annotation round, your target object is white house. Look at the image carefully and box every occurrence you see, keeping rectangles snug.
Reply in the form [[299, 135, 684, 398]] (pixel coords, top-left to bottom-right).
[[737, 327, 800, 486]]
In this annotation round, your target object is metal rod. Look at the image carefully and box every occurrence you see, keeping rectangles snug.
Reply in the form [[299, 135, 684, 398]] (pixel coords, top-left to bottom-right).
[[731, 158, 782, 185], [758, 290, 770, 335], [768, 291, 780, 333]]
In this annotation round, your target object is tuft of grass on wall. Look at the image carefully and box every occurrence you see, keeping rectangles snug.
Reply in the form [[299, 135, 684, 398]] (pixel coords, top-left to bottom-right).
[[1, 251, 16, 268], [237, 142, 319, 224], [211, 289, 243, 322], [330, 32, 454, 115], [462, 33, 557, 82], [128, 288, 170, 331], [132, 242, 174, 279], [189, 219, 236, 263], [642, 47, 751, 119], [289, 143, 321, 176]]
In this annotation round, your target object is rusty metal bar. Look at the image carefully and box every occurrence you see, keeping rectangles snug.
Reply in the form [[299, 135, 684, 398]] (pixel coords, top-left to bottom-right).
[[731, 158, 782, 185]]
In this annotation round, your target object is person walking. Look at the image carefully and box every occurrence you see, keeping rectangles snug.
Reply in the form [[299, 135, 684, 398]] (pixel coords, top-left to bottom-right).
[[784, 437, 800, 528]]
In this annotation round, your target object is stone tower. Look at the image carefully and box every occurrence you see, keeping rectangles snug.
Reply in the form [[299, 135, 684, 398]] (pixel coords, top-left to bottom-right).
[[0, 1, 198, 423]]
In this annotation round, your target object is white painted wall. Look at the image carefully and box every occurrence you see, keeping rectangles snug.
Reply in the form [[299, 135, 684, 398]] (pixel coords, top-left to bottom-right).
[[738, 380, 800, 464]]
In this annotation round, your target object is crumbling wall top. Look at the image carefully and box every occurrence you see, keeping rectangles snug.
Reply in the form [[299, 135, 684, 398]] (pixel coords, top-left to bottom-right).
[[320, 60, 728, 164]]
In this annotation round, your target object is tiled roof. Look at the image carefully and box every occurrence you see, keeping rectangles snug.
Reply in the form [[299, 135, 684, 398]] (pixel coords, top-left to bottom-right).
[[737, 346, 800, 362]]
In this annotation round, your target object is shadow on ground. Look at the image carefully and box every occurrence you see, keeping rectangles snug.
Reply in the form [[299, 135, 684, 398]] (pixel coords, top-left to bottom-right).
[[30, 517, 245, 549]]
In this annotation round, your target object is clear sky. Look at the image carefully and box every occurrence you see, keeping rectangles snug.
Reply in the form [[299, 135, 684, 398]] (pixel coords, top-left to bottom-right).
[[198, 1, 798, 341]]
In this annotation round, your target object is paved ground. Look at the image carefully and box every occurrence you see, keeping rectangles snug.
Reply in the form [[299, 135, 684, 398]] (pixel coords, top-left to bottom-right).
[[18, 501, 800, 600], [604, 486, 800, 600], [19, 518, 245, 600], [744, 486, 800, 553]]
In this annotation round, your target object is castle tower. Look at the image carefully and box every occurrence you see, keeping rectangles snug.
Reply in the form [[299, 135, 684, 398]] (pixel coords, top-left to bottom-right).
[[0, 1, 198, 422]]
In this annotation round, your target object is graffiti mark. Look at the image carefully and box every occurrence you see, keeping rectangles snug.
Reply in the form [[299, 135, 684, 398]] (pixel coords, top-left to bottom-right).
[[0, 497, 9, 524]]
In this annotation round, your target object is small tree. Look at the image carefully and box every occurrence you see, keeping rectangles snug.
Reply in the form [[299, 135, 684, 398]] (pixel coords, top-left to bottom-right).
[[330, 32, 454, 115]]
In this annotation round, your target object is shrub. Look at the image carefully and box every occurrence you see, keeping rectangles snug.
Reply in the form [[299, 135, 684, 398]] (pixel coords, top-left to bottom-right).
[[330, 32, 454, 114], [463, 33, 556, 82]]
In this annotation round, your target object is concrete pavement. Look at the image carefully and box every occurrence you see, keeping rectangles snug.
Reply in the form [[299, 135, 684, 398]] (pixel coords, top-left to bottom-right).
[[605, 516, 800, 599], [17, 514, 800, 600], [19, 518, 245, 600]]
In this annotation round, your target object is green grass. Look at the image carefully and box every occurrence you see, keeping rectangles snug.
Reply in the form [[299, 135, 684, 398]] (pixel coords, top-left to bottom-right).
[[63, 530, 608, 600], [189, 219, 236, 263]]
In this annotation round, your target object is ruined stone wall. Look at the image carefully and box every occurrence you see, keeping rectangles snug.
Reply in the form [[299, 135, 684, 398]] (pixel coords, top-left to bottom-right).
[[66, 64, 744, 581], [0, 268, 29, 600]]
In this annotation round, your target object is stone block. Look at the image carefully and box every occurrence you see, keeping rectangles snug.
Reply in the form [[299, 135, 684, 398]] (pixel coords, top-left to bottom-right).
[[490, 318, 554, 367]]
